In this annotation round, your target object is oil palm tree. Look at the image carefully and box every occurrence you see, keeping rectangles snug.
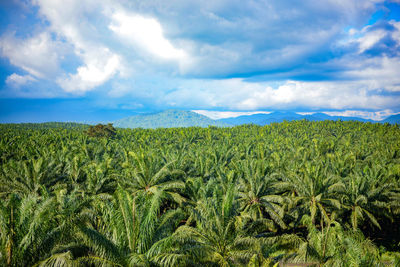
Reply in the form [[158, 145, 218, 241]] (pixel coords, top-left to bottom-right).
[[167, 182, 291, 266], [67, 186, 185, 266], [339, 165, 398, 231], [0, 193, 62, 266], [120, 151, 186, 206], [0, 157, 64, 197], [236, 160, 286, 229], [286, 215, 380, 266], [275, 161, 341, 226]]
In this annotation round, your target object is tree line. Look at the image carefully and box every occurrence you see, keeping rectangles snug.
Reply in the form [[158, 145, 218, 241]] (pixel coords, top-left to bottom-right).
[[0, 120, 399, 266]]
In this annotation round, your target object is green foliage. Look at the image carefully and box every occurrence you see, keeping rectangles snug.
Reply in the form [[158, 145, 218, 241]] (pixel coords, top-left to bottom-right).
[[0, 120, 399, 266], [86, 123, 117, 138], [0, 122, 89, 130]]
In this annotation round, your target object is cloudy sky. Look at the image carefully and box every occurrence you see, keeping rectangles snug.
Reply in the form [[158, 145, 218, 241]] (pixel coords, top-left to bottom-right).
[[1, 0, 400, 122]]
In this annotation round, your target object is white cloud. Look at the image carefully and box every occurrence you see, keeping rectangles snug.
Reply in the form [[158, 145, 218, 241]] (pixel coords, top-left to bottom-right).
[[109, 12, 187, 61], [348, 20, 400, 54], [357, 29, 387, 53], [5, 73, 37, 87], [236, 80, 399, 110], [392, 21, 400, 43], [27, 0, 381, 81], [33, 0, 124, 93], [163, 78, 399, 111], [323, 109, 400, 121], [1, 0, 399, 115], [193, 109, 399, 121], [57, 51, 121, 93], [344, 56, 400, 92], [235, 81, 355, 110], [192, 110, 271, 119], [0, 32, 62, 79], [121, 0, 382, 77]]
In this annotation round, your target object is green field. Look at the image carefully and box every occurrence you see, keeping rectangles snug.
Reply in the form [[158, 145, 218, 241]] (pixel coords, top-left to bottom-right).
[[1, 120, 399, 266]]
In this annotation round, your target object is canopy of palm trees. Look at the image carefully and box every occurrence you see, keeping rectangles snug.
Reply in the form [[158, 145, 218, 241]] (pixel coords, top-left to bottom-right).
[[0, 120, 399, 266]]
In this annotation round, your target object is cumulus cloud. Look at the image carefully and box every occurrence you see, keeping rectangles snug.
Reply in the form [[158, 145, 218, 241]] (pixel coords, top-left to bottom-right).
[[323, 109, 400, 121], [192, 110, 271, 119], [6, 73, 37, 87], [235, 80, 396, 110], [0, 0, 399, 114], [0, 32, 63, 79], [57, 51, 121, 93], [30, 0, 396, 83], [162, 78, 399, 111], [193, 109, 399, 121], [33, 0, 125, 93], [109, 11, 187, 61], [344, 56, 400, 92], [358, 29, 387, 53], [349, 20, 400, 55], [124, 0, 383, 77]]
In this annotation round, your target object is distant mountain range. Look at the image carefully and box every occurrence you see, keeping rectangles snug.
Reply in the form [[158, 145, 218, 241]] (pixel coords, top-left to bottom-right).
[[114, 110, 400, 128], [382, 114, 400, 124], [114, 110, 229, 128], [218, 111, 374, 125]]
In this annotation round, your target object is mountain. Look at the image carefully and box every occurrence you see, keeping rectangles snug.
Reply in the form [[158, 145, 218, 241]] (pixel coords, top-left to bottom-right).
[[219, 113, 273, 126], [114, 110, 229, 128], [217, 111, 374, 125], [317, 114, 372, 123], [382, 114, 400, 124], [219, 112, 304, 125], [302, 113, 333, 121], [113, 110, 398, 129]]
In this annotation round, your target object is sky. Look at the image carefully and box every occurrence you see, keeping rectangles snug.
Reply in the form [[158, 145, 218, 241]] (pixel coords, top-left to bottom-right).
[[1, 0, 400, 122]]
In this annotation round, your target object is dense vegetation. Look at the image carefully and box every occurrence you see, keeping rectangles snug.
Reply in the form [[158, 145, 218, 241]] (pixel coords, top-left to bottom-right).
[[0, 120, 399, 266], [86, 124, 117, 138]]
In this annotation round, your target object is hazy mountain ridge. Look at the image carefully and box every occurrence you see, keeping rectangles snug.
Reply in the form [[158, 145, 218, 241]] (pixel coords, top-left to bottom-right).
[[217, 111, 375, 125], [113, 110, 400, 128], [382, 114, 400, 124], [114, 110, 229, 128]]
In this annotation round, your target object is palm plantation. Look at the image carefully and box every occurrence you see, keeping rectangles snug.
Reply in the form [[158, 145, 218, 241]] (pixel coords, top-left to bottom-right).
[[0, 120, 400, 266]]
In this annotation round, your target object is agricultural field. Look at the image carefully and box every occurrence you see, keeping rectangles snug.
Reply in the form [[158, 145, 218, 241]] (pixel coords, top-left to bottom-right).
[[0, 120, 400, 266]]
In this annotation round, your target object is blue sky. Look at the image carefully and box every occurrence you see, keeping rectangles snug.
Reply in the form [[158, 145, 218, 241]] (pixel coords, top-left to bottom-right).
[[1, 0, 400, 122]]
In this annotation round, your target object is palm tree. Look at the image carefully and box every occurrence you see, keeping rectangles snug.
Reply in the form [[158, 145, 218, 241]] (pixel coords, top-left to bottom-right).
[[236, 160, 286, 229], [167, 182, 289, 266], [69, 187, 185, 266], [1, 117, 400, 265], [339, 165, 397, 231], [0, 193, 62, 266], [76, 161, 116, 199], [0, 157, 64, 197], [275, 161, 341, 226], [286, 215, 380, 266], [120, 151, 186, 207]]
